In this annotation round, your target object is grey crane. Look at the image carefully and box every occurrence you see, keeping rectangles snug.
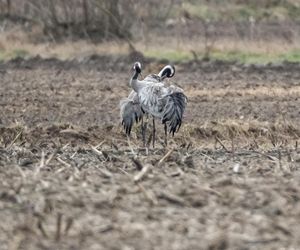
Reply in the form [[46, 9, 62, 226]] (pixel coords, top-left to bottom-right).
[[120, 64, 175, 145], [122, 62, 187, 147]]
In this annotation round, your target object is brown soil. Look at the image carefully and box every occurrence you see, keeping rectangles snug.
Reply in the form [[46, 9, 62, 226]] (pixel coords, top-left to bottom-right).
[[0, 57, 300, 250]]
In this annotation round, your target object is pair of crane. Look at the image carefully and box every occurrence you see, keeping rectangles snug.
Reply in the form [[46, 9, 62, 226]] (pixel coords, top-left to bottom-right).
[[120, 62, 187, 148]]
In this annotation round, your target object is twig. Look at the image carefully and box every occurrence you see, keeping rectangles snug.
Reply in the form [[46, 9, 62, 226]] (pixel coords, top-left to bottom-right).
[[111, 142, 118, 150], [118, 167, 131, 177], [158, 191, 186, 206], [168, 168, 184, 177], [6, 130, 22, 149], [37, 219, 48, 238], [119, 168, 157, 205], [98, 224, 114, 233], [55, 213, 62, 242], [94, 140, 106, 149], [39, 151, 45, 168], [64, 217, 73, 235], [134, 164, 152, 182], [59, 129, 88, 140], [253, 151, 278, 162], [45, 149, 58, 165], [54, 167, 67, 174], [136, 182, 158, 205], [157, 148, 174, 166], [215, 136, 230, 152], [202, 187, 223, 197], [35, 151, 45, 176], [97, 167, 113, 178], [91, 145, 104, 156], [186, 142, 192, 151], [278, 150, 282, 170], [127, 136, 136, 155], [200, 152, 215, 161], [57, 157, 72, 167], [62, 143, 69, 150], [91, 145, 109, 162], [231, 136, 235, 155], [70, 151, 77, 159]]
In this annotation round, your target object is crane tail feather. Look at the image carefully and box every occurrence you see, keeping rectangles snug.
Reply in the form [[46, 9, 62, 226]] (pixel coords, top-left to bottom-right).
[[162, 92, 187, 136]]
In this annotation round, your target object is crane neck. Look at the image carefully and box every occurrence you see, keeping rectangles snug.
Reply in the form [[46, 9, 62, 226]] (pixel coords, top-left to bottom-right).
[[130, 70, 140, 92]]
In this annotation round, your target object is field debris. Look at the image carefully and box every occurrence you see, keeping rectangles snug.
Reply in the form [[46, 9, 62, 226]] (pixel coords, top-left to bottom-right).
[[0, 59, 300, 249]]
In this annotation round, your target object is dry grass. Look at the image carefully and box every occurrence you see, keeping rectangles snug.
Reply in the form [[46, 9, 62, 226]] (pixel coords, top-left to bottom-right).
[[1, 133, 299, 249], [0, 29, 130, 60], [186, 85, 300, 99], [0, 56, 300, 250], [1, 25, 300, 63], [145, 35, 300, 55], [182, 119, 299, 148]]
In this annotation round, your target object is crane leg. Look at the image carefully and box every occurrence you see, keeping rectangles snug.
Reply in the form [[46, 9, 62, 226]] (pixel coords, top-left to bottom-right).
[[141, 117, 145, 147], [143, 115, 148, 147], [152, 116, 156, 148], [164, 123, 168, 146]]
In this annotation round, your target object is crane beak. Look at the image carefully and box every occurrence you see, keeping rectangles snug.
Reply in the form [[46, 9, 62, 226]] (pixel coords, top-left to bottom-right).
[[160, 75, 167, 81]]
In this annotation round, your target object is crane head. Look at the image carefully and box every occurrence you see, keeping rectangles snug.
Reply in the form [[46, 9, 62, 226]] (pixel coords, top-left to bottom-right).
[[133, 62, 142, 74], [158, 65, 175, 80]]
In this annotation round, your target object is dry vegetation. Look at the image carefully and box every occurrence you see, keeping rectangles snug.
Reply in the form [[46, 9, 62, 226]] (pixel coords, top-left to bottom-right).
[[1, 0, 300, 63], [0, 57, 300, 249], [0, 1, 300, 250]]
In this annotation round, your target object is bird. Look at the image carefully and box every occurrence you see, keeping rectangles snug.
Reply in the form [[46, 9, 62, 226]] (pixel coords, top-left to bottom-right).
[[120, 64, 176, 146], [122, 62, 187, 148], [143, 64, 175, 82]]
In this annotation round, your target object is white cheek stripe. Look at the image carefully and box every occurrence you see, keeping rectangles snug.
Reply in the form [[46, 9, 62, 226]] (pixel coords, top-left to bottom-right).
[[170, 66, 175, 76]]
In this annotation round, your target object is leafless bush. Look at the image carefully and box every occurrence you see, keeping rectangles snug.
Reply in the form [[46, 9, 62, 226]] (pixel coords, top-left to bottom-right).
[[0, 0, 135, 42], [0, 0, 178, 43]]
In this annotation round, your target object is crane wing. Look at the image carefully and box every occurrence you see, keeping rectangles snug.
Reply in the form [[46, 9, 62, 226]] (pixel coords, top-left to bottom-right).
[[120, 97, 143, 135], [162, 92, 187, 135]]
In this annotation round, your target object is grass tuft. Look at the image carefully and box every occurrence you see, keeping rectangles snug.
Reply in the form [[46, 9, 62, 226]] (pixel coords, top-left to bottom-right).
[[0, 48, 29, 62]]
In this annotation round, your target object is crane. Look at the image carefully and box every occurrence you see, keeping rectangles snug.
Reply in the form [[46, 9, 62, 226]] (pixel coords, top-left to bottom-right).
[[121, 62, 187, 148], [120, 64, 175, 146]]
